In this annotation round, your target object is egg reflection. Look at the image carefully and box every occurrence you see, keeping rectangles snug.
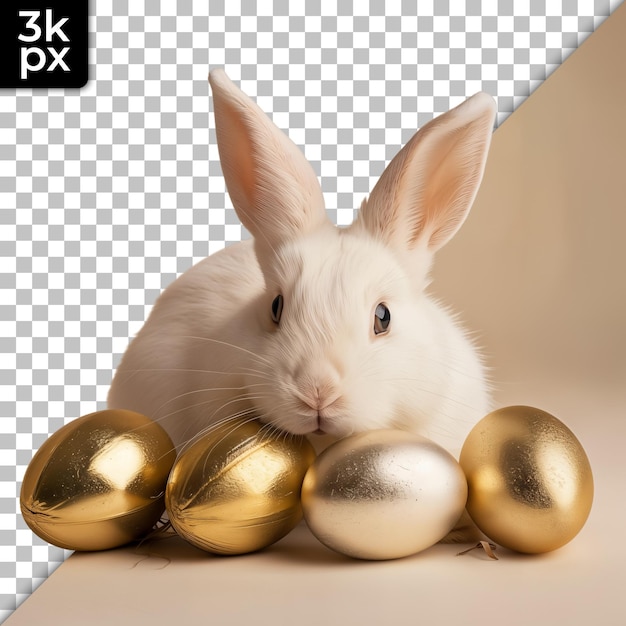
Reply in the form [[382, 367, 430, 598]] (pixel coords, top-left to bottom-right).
[[90, 437, 147, 490]]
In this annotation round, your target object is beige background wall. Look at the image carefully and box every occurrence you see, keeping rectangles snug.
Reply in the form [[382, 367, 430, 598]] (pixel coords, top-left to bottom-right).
[[433, 4, 626, 397]]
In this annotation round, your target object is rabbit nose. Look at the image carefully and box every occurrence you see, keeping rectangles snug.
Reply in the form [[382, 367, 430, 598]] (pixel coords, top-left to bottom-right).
[[294, 368, 341, 412], [312, 385, 341, 412]]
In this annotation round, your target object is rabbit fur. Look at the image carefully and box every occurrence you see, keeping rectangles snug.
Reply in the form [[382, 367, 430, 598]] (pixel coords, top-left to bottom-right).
[[108, 70, 496, 538]]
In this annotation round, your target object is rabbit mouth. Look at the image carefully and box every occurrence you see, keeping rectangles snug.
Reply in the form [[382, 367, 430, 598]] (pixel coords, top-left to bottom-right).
[[276, 405, 343, 437], [313, 414, 329, 435], [261, 390, 347, 436], [291, 410, 327, 434], [295, 395, 344, 426], [305, 411, 346, 437]]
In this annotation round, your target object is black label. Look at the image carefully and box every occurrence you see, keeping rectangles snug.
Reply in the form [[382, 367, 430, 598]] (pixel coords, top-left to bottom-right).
[[0, 1, 88, 88]]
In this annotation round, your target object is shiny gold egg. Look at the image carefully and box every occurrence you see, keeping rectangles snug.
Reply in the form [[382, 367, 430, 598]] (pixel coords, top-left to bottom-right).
[[20, 409, 176, 551], [460, 406, 594, 554], [165, 419, 316, 555], [301, 430, 468, 560]]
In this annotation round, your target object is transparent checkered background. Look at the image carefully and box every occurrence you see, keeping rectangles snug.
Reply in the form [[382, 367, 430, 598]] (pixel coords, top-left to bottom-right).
[[0, 0, 623, 621]]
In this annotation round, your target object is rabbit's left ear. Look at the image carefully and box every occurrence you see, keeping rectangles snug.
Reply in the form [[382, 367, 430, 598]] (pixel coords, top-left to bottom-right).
[[209, 69, 327, 253], [355, 92, 496, 254]]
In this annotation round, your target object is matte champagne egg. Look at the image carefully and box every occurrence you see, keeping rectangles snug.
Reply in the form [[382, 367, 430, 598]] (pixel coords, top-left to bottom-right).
[[165, 418, 316, 555], [460, 406, 594, 554], [20, 409, 176, 551], [301, 430, 468, 560]]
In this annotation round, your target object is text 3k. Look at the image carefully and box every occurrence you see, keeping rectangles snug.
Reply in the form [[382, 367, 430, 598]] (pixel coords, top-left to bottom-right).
[[18, 9, 71, 79]]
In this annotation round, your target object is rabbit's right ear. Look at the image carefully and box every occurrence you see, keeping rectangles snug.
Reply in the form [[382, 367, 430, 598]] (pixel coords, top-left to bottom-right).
[[209, 69, 327, 254], [353, 92, 496, 262]]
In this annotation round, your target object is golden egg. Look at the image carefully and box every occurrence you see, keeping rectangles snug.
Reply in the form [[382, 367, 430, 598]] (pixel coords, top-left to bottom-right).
[[20, 409, 176, 551], [165, 418, 316, 555], [301, 430, 468, 560], [460, 406, 594, 554]]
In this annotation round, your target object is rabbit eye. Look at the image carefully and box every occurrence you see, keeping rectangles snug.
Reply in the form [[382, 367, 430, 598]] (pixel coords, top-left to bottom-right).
[[374, 303, 391, 335], [271, 294, 284, 324]]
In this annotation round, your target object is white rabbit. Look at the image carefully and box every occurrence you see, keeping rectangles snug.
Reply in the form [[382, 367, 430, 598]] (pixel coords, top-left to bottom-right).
[[108, 69, 495, 467]]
